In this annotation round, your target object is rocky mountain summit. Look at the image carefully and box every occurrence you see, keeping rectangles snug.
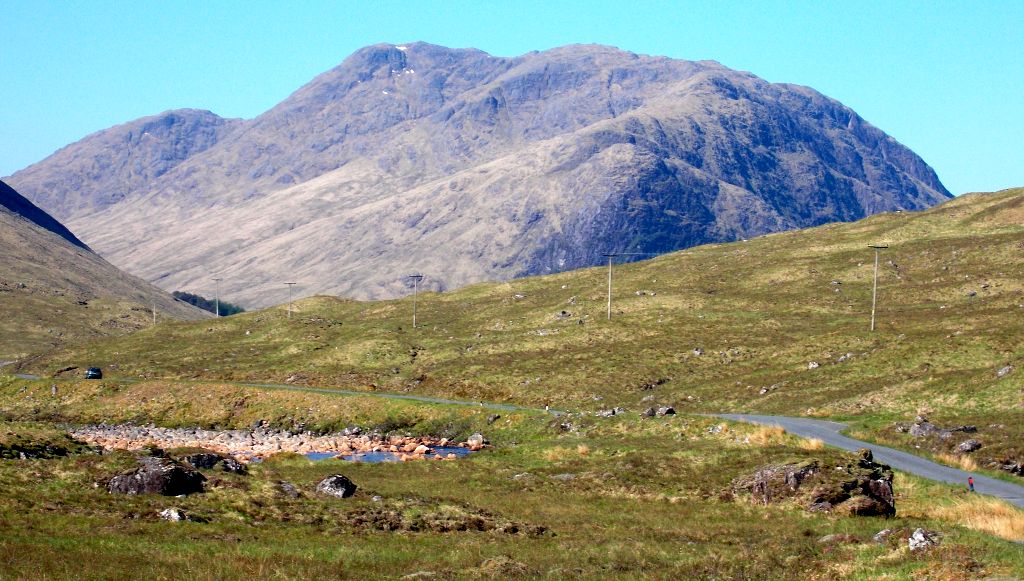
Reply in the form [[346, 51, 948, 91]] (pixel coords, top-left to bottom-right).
[[6, 43, 952, 307]]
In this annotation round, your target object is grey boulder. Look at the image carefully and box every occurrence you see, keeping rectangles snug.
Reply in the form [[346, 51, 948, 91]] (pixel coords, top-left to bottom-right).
[[316, 474, 357, 498], [108, 457, 206, 496]]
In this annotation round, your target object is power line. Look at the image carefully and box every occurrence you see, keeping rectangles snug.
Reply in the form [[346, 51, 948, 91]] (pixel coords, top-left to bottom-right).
[[284, 282, 297, 319], [601, 252, 655, 320], [408, 274, 424, 329], [868, 245, 889, 331], [212, 277, 223, 317]]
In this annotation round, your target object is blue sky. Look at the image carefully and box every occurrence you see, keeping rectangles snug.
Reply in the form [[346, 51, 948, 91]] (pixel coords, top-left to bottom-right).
[[1, 1, 1021, 195]]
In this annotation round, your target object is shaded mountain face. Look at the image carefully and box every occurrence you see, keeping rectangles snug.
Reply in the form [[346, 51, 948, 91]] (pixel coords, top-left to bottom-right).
[[5, 43, 952, 307], [0, 180, 207, 358], [0, 180, 88, 250]]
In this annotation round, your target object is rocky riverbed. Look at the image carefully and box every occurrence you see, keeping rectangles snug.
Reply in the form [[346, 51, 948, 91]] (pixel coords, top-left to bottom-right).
[[69, 423, 486, 462]]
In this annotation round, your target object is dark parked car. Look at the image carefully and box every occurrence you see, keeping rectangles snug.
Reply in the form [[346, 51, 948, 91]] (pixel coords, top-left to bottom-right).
[[84, 367, 102, 379]]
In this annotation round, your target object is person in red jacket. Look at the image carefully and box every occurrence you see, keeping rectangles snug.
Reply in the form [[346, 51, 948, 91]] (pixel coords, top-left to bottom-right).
[[968, 476, 975, 492]]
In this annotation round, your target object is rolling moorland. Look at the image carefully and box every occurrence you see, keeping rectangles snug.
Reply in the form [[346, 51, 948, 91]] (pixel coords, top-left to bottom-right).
[[6, 43, 950, 306], [0, 188, 1020, 578]]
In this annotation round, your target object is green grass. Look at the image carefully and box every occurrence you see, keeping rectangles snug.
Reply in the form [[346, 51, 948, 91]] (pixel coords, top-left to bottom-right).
[[16, 190, 1023, 459], [1, 189, 1023, 577], [0, 412, 1019, 579]]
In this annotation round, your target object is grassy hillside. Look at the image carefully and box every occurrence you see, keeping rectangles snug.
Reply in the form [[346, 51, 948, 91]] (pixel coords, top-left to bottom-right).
[[0, 190, 208, 360], [1, 189, 1022, 578], [23, 188, 1022, 417]]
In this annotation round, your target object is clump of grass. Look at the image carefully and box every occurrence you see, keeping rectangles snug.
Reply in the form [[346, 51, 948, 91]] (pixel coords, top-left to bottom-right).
[[928, 496, 1024, 541], [746, 425, 786, 447], [936, 452, 978, 472], [799, 437, 825, 451], [543, 446, 574, 462], [576, 444, 590, 456]]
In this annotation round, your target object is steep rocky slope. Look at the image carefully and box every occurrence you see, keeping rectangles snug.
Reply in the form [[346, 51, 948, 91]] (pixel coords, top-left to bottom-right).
[[6, 43, 951, 307], [0, 180, 207, 359], [7, 109, 242, 222]]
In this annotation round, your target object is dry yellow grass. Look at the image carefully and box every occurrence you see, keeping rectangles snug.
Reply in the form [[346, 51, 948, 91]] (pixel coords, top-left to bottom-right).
[[746, 424, 786, 447], [928, 496, 1024, 541], [576, 444, 591, 456], [543, 446, 575, 462], [799, 437, 825, 451], [899, 476, 1024, 541], [935, 452, 978, 472]]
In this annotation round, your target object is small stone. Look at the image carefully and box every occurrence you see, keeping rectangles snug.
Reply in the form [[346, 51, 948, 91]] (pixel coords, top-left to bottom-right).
[[997, 365, 1014, 378], [817, 533, 858, 545], [467, 433, 485, 451], [182, 452, 222, 470], [401, 572, 436, 579], [158, 507, 188, 522], [807, 361, 820, 370], [908, 528, 939, 551], [656, 406, 675, 416], [956, 439, 982, 453], [873, 529, 893, 544], [909, 420, 939, 438], [315, 474, 357, 498]]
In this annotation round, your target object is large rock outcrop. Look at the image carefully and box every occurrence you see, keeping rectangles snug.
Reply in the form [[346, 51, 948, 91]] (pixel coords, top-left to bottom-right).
[[731, 448, 896, 516]]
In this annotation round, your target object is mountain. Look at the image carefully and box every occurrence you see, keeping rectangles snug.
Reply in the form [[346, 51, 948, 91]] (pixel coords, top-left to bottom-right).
[[0, 180, 89, 250], [5, 43, 952, 307], [6, 109, 242, 222], [0, 180, 208, 360]]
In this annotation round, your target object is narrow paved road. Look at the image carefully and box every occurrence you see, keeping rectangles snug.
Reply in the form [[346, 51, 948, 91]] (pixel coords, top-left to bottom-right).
[[716, 413, 1024, 509]]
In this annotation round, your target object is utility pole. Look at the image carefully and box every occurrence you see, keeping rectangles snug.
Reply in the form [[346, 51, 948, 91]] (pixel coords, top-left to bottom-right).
[[212, 277, 223, 317], [602, 252, 648, 320], [869, 245, 888, 331], [408, 274, 424, 328], [284, 282, 297, 319]]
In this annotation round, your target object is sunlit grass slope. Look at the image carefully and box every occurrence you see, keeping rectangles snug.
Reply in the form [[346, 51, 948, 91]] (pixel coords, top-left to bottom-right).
[[25, 189, 1021, 411], [21, 188, 1023, 431]]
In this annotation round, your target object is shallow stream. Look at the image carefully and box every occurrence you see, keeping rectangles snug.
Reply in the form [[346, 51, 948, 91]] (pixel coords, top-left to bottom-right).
[[305, 446, 473, 463]]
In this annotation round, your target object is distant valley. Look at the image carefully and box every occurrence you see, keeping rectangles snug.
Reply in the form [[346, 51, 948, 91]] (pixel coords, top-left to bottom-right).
[[6, 42, 951, 307]]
